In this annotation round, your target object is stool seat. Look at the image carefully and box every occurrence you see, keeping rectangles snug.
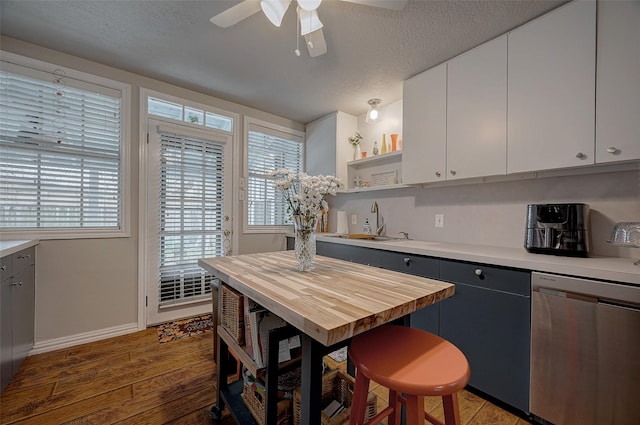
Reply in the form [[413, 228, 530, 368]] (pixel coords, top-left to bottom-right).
[[348, 325, 470, 425], [349, 325, 470, 396]]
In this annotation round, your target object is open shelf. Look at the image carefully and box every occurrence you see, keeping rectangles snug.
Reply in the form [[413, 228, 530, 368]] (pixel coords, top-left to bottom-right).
[[346, 150, 402, 168]]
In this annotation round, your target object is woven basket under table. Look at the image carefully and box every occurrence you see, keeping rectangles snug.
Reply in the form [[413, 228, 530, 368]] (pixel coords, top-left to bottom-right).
[[221, 284, 244, 345], [293, 369, 377, 425], [241, 379, 291, 425]]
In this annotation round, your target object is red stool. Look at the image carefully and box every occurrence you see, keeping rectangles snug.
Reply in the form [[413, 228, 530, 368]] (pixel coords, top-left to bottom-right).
[[348, 325, 470, 425]]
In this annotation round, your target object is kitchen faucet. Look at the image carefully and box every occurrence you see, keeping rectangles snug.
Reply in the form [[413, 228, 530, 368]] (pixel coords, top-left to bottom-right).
[[370, 201, 386, 236]]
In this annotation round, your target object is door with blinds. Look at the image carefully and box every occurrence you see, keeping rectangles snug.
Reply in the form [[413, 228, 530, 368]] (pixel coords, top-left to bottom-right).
[[146, 120, 232, 325]]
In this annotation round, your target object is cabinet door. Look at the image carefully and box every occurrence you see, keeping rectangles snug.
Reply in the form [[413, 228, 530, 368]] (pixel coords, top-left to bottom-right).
[[305, 112, 357, 186], [447, 35, 507, 180], [596, 0, 640, 163], [402, 63, 447, 183], [1, 278, 12, 392], [508, 0, 596, 173], [440, 283, 530, 414], [11, 265, 35, 372]]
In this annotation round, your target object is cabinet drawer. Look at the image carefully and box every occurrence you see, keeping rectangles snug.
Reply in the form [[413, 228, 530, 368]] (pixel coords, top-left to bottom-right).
[[12, 247, 35, 274], [381, 251, 439, 278], [317, 242, 382, 266], [440, 260, 530, 296]]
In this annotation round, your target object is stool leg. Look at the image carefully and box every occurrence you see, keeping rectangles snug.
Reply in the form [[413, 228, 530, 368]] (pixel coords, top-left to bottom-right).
[[350, 370, 370, 425], [442, 393, 462, 425], [388, 389, 402, 425], [406, 395, 425, 425]]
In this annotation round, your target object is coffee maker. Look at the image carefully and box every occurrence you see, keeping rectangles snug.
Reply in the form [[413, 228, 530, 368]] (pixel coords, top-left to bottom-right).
[[525, 203, 590, 257]]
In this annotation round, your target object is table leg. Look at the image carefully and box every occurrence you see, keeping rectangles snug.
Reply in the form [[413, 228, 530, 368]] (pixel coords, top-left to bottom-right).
[[300, 334, 324, 425]]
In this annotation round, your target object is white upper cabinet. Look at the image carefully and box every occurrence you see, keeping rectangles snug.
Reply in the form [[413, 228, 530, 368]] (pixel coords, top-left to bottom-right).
[[402, 63, 447, 184], [447, 35, 507, 180], [305, 111, 357, 187], [507, 0, 596, 173], [596, 0, 640, 163]]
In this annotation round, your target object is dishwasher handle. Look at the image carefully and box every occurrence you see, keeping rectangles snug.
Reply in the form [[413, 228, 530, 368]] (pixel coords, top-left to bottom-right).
[[537, 287, 598, 303]]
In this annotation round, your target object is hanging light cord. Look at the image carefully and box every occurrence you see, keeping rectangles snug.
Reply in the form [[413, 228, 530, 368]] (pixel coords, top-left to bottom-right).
[[294, 7, 301, 56]]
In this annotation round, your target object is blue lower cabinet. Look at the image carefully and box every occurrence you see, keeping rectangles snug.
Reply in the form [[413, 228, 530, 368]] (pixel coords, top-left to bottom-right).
[[381, 251, 440, 335], [439, 260, 531, 414]]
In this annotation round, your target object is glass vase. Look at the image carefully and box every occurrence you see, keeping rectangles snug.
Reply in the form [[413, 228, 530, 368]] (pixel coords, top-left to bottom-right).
[[292, 214, 317, 271]]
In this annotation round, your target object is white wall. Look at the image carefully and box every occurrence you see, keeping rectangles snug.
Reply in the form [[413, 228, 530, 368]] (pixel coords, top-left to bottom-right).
[[329, 168, 640, 258], [1, 36, 303, 349]]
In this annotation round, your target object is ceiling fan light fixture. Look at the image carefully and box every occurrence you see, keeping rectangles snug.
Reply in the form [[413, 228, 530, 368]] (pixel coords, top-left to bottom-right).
[[261, 0, 290, 27], [366, 98, 381, 123], [299, 8, 323, 36], [297, 0, 322, 11]]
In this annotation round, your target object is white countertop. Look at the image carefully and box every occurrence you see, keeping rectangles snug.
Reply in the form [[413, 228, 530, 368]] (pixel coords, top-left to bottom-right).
[[315, 235, 640, 285], [0, 240, 39, 258]]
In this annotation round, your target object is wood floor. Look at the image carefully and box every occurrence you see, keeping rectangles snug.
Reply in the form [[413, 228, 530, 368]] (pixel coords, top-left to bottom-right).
[[1, 328, 532, 425]]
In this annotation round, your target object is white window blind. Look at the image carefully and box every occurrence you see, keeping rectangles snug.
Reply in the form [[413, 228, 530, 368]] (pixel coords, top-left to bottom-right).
[[157, 129, 225, 305], [247, 124, 303, 227], [0, 63, 123, 231]]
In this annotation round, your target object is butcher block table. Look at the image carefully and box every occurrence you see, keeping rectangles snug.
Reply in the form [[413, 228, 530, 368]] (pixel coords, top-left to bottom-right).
[[199, 251, 455, 425]]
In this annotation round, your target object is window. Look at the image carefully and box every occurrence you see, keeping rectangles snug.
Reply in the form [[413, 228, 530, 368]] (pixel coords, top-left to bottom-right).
[[0, 54, 129, 238], [148, 97, 233, 132], [246, 119, 304, 230]]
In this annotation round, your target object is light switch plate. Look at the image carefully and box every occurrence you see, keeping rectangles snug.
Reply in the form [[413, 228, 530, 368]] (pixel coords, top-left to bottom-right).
[[351, 214, 357, 225], [435, 214, 444, 228]]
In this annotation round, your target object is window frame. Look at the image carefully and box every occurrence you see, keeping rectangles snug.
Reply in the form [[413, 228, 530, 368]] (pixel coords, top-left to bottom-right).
[[0, 51, 131, 240], [243, 116, 305, 234]]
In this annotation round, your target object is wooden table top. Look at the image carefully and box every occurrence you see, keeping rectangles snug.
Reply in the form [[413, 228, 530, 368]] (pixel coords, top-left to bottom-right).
[[199, 251, 455, 346]]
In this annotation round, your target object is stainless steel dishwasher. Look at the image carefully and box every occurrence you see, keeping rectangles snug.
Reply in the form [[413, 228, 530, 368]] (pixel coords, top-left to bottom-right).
[[531, 272, 640, 425]]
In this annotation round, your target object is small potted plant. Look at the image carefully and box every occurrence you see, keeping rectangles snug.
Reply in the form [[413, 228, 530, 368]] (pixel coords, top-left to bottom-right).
[[348, 132, 363, 160]]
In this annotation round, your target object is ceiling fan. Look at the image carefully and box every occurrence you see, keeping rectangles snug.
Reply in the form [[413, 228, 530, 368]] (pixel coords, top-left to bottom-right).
[[210, 0, 408, 57]]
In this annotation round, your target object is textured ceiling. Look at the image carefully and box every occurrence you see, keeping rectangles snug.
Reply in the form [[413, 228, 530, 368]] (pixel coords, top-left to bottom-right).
[[0, 0, 566, 123]]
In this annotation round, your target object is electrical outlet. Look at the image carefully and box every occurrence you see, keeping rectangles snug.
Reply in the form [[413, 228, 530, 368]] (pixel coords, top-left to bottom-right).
[[351, 214, 357, 225], [435, 214, 445, 228]]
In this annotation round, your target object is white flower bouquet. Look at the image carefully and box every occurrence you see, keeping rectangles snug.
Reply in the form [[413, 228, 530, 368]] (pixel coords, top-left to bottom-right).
[[270, 169, 343, 220]]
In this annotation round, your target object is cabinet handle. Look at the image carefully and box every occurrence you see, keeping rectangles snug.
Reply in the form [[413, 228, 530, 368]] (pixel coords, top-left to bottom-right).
[[17, 254, 31, 259], [435, 171, 441, 178], [1, 265, 5, 271], [11, 281, 23, 287], [403, 257, 412, 265], [474, 268, 483, 277], [576, 152, 586, 159], [606, 147, 619, 154], [450, 170, 457, 176]]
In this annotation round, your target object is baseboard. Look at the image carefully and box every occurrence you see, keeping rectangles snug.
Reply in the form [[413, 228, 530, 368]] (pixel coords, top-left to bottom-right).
[[30, 322, 142, 355]]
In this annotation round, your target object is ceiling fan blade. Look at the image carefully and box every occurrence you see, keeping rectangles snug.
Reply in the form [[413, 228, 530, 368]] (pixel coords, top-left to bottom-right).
[[338, 0, 408, 10], [304, 29, 327, 57], [210, 0, 262, 28]]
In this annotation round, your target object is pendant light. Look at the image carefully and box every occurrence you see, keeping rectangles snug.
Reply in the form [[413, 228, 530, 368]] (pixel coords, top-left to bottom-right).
[[261, 0, 290, 27], [366, 98, 381, 123]]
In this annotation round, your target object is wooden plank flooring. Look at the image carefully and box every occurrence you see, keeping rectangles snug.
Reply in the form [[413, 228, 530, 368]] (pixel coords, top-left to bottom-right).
[[1, 328, 532, 424]]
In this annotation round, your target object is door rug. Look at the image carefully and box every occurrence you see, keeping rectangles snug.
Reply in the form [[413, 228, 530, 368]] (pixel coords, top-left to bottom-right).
[[155, 314, 213, 343]]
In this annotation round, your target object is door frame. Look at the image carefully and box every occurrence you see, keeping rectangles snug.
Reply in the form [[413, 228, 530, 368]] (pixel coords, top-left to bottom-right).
[[137, 88, 240, 328]]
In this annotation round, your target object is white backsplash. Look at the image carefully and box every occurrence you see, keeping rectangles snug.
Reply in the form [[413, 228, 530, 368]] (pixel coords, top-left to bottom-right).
[[329, 169, 640, 258]]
